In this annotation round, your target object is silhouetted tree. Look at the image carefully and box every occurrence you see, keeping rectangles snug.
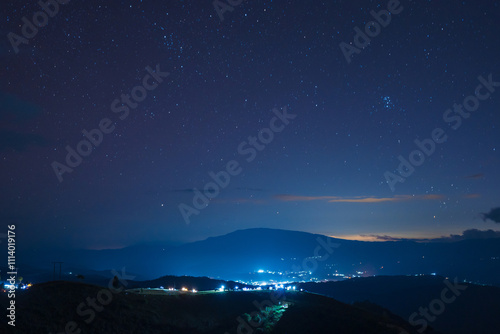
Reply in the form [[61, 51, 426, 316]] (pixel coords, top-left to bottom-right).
[[112, 275, 120, 289]]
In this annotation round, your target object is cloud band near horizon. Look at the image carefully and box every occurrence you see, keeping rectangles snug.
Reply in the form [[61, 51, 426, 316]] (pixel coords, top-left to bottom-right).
[[274, 194, 444, 203]]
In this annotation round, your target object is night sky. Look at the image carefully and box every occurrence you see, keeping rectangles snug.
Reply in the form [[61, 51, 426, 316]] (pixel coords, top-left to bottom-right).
[[1, 0, 499, 251]]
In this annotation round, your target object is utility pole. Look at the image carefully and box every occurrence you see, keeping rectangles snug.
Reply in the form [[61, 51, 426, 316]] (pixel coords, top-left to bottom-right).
[[52, 262, 63, 280]]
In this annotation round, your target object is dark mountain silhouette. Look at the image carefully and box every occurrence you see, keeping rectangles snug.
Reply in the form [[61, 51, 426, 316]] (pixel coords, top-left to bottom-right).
[[17, 228, 500, 286]]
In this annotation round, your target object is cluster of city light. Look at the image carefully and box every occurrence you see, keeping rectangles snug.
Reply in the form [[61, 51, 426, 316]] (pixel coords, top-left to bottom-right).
[[3, 283, 31, 291], [256, 269, 287, 275], [148, 282, 304, 294], [271, 284, 296, 291]]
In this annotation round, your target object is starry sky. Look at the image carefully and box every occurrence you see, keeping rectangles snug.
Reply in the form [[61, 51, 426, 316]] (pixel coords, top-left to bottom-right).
[[1, 0, 499, 250]]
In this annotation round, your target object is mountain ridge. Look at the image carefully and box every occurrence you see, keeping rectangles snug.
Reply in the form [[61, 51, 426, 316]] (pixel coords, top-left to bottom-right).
[[14, 228, 500, 285]]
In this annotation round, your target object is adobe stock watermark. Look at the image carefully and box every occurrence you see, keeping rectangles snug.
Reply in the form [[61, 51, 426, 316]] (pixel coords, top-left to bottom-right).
[[339, 0, 404, 64], [178, 106, 296, 224], [407, 277, 467, 333], [213, 0, 244, 22], [49, 267, 136, 334], [51, 64, 169, 183], [7, 0, 71, 54], [385, 73, 499, 192]]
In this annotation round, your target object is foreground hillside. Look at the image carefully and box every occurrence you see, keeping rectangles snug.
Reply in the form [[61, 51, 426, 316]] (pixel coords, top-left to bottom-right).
[[300, 275, 500, 334], [0, 281, 439, 334]]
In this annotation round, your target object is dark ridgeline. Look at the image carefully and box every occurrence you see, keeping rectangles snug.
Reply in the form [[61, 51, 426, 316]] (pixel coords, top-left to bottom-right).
[[0, 280, 440, 334]]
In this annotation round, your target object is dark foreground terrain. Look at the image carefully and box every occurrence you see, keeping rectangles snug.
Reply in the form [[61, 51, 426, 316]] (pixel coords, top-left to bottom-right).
[[0, 281, 439, 334], [300, 275, 500, 334]]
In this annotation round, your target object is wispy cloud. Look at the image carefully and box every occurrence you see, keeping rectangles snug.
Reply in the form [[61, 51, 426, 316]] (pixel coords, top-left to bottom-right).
[[274, 195, 340, 202], [169, 188, 197, 193], [274, 194, 444, 203], [482, 207, 500, 223], [464, 173, 484, 179], [328, 234, 435, 242], [0, 91, 42, 122], [359, 234, 424, 242], [236, 187, 265, 192], [211, 197, 267, 204], [363, 235, 412, 242], [439, 229, 500, 241], [0, 130, 48, 152], [332, 229, 500, 242], [463, 193, 481, 199]]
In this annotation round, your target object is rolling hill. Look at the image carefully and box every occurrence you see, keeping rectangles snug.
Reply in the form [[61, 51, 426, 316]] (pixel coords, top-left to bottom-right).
[[0, 280, 440, 334]]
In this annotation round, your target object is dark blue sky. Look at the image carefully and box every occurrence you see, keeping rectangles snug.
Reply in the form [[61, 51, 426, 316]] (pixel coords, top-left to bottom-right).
[[1, 0, 499, 250]]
